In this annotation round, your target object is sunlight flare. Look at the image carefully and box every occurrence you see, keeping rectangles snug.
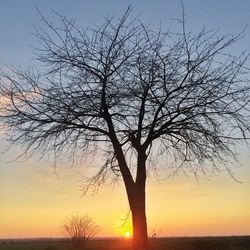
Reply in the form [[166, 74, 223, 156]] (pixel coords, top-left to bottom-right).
[[124, 231, 131, 238]]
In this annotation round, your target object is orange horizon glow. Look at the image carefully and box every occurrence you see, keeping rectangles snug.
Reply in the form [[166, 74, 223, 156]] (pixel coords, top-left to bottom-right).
[[0, 153, 250, 239]]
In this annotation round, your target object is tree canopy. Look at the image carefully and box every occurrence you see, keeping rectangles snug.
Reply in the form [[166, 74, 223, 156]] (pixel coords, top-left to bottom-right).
[[1, 9, 249, 181]]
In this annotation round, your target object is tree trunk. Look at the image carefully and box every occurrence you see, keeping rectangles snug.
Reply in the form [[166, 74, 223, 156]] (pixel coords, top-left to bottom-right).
[[130, 191, 149, 250], [128, 150, 149, 250], [112, 138, 149, 249]]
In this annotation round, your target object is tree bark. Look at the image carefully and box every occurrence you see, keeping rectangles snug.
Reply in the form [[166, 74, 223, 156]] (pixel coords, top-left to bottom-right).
[[112, 133, 149, 249], [130, 188, 149, 250], [129, 151, 149, 250]]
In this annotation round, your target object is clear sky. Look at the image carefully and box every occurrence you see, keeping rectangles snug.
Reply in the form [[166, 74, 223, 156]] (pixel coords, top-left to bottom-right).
[[0, 0, 250, 239]]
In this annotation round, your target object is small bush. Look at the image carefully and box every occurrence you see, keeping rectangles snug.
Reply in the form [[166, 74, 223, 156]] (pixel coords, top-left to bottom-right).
[[63, 214, 99, 249]]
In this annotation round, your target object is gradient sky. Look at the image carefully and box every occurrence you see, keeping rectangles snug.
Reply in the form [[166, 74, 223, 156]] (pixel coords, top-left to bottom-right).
[[0, 0, 250, 239]]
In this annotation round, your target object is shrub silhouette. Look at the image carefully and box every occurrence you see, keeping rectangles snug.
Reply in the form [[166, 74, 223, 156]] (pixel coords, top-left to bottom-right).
[[63, 214, 99, 249]]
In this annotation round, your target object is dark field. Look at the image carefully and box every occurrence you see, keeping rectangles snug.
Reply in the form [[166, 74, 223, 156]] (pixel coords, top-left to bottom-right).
[[1, 236, 250, 250]]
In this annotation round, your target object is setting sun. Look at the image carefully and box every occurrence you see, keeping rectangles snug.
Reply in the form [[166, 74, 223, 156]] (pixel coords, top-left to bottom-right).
[[124, 231, 131, 238]]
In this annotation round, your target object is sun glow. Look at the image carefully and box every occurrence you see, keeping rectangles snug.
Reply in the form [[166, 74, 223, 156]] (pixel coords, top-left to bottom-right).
[[124, 231, 131, 238]]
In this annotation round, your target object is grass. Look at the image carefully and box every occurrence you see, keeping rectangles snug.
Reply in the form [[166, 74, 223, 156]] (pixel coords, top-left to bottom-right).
[[0, 236, 250, 250], [0, 239, 131, 250], [150, 236, 250, 250]]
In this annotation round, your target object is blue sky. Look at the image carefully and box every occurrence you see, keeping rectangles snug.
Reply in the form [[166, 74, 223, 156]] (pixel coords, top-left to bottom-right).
[[0, 0, 250, 68], [0, 0, 250, 238]]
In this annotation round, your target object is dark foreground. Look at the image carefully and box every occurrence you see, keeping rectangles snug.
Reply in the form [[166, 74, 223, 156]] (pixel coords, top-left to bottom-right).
[[0, 236, 250, 250]]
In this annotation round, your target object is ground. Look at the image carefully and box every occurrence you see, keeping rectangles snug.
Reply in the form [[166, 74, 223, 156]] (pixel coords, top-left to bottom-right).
[[0, 236, 250, 250]]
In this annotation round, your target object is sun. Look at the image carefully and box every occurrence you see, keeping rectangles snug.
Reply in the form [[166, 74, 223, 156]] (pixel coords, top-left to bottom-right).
[[124, 231, 131, 238]]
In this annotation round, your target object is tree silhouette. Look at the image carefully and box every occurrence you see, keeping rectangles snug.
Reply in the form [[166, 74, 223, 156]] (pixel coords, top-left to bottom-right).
[[0, 7, 249, 249]]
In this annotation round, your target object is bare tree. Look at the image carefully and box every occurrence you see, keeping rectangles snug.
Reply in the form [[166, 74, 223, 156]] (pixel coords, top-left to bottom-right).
[[63, 214, 99, 248], [0, 7, 249, 249]]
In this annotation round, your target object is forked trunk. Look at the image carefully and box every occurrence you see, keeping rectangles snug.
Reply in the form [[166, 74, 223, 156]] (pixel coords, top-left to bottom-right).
[[129, 151, 149, 250], [114, 142, 149, 249]]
